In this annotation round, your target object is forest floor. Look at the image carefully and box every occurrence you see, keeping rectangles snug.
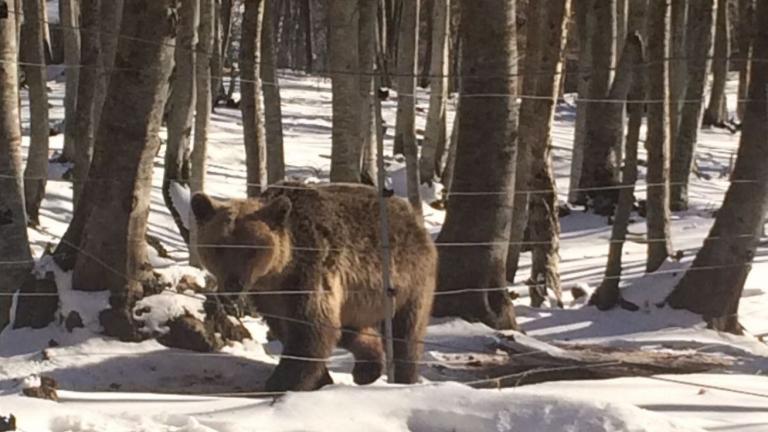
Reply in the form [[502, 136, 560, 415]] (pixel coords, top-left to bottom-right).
[[1, 71, 767, 432]]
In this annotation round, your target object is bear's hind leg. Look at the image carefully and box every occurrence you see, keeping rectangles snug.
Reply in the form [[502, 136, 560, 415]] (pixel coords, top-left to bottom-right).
[[339, 326, 384, 385], [392, 296, 432, 384]]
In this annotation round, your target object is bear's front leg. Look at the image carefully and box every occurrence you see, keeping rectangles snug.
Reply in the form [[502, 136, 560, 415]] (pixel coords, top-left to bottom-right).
[[264, 318, 340, 392]]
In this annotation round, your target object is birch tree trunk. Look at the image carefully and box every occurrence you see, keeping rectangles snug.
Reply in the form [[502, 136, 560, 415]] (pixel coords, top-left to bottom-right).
[[163, 0, 198, 243], [670, 0, 716, 211], [21, 0, 50, 225], [328, 0, 361, 183], [395, 0, 422, 214], [433, 0, 519, 330], [702, 0, 729, 127], [645, 0, 673, 272], [358, 0, 378, 186], [69, 0, 176, 341], [240, 0, 267, 196], [0, 2, 33, 330], [60, 0, 80, 163], [72, 0, 101, 207], [667, 0, 768, 333], [525, 0, 571, 308], [735, 0, 754, 122], [418, 0, 449, 184], [262, 0, 285, 184]]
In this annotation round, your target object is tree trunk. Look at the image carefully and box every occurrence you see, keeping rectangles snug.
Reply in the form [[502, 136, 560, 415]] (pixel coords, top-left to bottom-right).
[[645, 0, 673, 272], [68, 0, 176, 341], [210, 0, 221, 106], [163, 0, 198, 244], [441, 97, 459, 193], [579, 0, 618, 212], [525, 0, 571, 308], [395, 0, 422, 214], [433, 0, 519, 330], [702, 0, 729, 127], [735, 0, 754, 122], [418, 0, 433, 89], [300, 0, 313, 72], [241, 0, 267, 197], [358, 0, 378, 186], [93, 0, 124, 128], [667, 0, 768, 333], [72, 0, 101, 207], [215, 0, 234, 102], [668, 0, 687, 153], [21, 0, 50, 225], [60, 0, 80, 163], [328, 0, 361, 183], [669, 0, 716, 211], [262, 0, 285, 184], [418, 0, 449, 185], [0, 2, 33, 330], [568, 0, 594, 205], [590, 37, 646, 310]]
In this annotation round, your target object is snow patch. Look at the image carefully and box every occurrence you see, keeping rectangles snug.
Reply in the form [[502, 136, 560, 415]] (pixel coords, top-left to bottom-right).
[[133, 291, 206, 335]]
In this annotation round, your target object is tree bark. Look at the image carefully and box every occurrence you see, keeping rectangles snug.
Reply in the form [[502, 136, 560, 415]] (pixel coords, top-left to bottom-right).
[[702, 0, 729, 127], [68, 0, 176, 341], [667, 0, 768, 333], [60, 0, 80, 163], [568, 0, 594, 205], [645, 0, 673, 272], [590, 37, 645, 310], [670, 0, 716, 211], [328, 0, 361, 183], [0, 1, 33, 330], [164, 0, 198, 244], [735, 0, 754, 122], [358, 0, 378, 186], [21, 0, 50, 225], [215, 0, 233, 102], [300, 0, 313, 72], [525, 0, 571, 308], [240, 0, 267, 197], [579, 0, 618, 212], [72, 0, 101, 208], [668, 0, 687, 152], [93, 0, 124, 128], [395, 0, 422, 214], [418, 0, 449, 185], [262, 0, 285, 184], [433, 0, 519, 330]]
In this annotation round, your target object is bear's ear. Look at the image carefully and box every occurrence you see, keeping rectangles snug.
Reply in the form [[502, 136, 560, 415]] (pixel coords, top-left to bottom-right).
[[191, 193, 217, 223], [256, 195, 292, 227]]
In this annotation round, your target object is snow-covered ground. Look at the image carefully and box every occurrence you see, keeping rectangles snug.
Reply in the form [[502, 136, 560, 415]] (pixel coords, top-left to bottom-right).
[[1, 71, 767, 431]]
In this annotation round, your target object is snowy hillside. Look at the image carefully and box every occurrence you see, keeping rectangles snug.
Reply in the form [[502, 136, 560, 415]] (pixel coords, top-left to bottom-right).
[[1, 71, 767, 431]]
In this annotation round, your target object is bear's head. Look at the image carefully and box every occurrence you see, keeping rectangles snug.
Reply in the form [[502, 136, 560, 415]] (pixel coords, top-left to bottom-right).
[[190, 192, 293, 293]]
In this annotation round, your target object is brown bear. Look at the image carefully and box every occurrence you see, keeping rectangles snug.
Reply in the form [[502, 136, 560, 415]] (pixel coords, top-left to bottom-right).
[[191, 182, 437, 391]]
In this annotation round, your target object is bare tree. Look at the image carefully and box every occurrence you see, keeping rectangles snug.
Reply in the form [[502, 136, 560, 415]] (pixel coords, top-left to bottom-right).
[[567, 0, 593, 205], [68, 0, 177, 341], [359, 0, 378, 185], [300, 0, 313, 72], [433, 0, 519, 330], [21, 0, 50, 225], [735, 0, 754, 122], [262, 0, 285, 184], [395, 0, 423, 213], [93, 0, 124, 127], [163, 0, 199, 243], [59, 0, 80, 163], [670, 0, 716, 211], [645, 0, 673, 272], [590, 35, 645, 310], [328, 0, 361, 183], [0, 1, 33, 330], [668, 0, 687, 148], [418, 0, 449, 185], [72, 0, 102, 207], [240, 0, 267, 196], [667, 0, 768, 333], [702, 0, 729, 126], [522, 0, 571, 308]]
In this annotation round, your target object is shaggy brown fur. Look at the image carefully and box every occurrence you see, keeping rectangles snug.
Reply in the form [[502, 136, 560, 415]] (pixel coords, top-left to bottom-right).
[[191, 182, 437, 391]]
